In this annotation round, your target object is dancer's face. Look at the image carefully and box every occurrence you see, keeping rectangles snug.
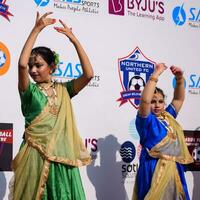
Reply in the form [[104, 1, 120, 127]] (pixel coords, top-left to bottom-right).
[[150, 92, 165, 116], [28, 54, 52, 83]]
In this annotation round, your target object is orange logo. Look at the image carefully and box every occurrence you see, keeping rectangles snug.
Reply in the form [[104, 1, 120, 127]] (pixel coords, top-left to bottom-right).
[[0, 42, 10, 76]]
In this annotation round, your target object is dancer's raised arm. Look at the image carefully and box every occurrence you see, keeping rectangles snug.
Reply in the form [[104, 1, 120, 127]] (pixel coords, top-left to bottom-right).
[[139, 63, 167, 117], [170, 66, 185, 113], [18, 12, 56, 92], [54, 19, 94, 94]]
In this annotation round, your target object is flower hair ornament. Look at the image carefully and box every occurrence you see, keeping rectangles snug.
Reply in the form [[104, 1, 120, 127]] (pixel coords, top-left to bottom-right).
[[53, 52, 60, 66]]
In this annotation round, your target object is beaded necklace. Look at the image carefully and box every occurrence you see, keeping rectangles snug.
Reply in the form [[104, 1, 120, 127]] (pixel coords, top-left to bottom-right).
[[37, 81, 59, 115]]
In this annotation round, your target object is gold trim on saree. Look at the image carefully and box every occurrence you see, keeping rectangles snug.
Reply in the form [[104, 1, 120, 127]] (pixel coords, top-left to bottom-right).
[[132, 111, 193, 200], [13, 83, 91, 200], [148, 111, 193, 164], [143, 159, 186, 200]]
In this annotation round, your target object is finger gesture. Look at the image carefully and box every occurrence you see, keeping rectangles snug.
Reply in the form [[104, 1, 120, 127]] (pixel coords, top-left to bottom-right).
[[170, 66, 183, 78], [155, 63, 167, 75], [54, 20, 76, 42], [34, 11, 56, 32]]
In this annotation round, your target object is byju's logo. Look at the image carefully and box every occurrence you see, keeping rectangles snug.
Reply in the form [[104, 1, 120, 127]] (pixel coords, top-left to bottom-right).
[[108, 0, 124, 16], [172, 4, 186, 26], [117, 47, 155, 108], [0, 42, 10, 76], [0, 0, 13, 21], [120, 141, 136, 163], [34, 0, 50, 7]]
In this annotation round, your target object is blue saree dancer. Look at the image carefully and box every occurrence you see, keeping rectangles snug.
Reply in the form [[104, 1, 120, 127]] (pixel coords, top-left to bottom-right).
[[132, 63, 193, 200]]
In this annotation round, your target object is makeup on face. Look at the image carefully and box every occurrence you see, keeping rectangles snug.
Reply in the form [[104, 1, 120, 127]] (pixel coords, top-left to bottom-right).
[[28, 54, 52, 83], [151, 93, 165, 116]]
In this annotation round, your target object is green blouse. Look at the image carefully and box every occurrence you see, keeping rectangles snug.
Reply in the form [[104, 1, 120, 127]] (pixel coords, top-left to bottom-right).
[[19, 80, 75, 127]]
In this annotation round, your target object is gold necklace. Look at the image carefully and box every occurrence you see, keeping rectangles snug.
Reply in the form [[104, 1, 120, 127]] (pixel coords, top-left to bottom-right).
[[37, 81, 59, 115]]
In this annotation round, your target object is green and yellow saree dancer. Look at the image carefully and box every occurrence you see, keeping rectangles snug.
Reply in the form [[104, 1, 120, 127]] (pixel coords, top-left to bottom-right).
[[12, 80, 91, 200]]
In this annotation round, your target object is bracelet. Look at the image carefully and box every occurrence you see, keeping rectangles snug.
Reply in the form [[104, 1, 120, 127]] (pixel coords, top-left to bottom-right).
[[149, 76, 158, 83]]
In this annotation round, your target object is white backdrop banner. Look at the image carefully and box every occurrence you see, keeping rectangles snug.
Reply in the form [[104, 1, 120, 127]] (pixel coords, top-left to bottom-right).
[[0, 0, 200, 199]]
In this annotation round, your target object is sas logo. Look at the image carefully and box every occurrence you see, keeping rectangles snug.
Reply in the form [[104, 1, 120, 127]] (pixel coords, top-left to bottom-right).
[[172, 3, 200, 28], [53, 61, 82, 80], [53, 61, 100, 88], [172, 4, 186, 26], [0, 0, 13, 21], [188, 74, 200, 95], [108, 0, 125, 16], [0, 42, 10, 76], [117, 47, 155, 109], [34, 0, 50, 7], [173, 73, 200, 95]]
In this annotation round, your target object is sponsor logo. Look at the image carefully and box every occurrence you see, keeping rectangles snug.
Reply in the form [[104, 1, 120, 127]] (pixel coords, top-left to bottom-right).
[[120, 141, 136, 163], [127, 0, 165, 21], [172, 73, 200, 95], [54, 0, 100, 14], [34, 0, 50, 7], [0, 123, 13, 171], [0, 0, 13, 21], [117, 47, 155, 108], [188, 74, 200, 95], [108, 0, 165, 22], [172, 3, 200, 28], [172, 4, 186, 26], [85, 138, 98, 159], [184, 130, 200, 171], [120, 141, 138, 181], [0, 42, 10, 76], [108, 0, 125, 16], [172, 77, 186, 89], [53, 61, 82, 79], [53, 61, 100, 88]]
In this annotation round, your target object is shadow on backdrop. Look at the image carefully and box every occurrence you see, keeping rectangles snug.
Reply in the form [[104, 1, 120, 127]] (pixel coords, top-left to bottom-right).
[[0, 171, 6, 200], [86, 135, 128, 200]]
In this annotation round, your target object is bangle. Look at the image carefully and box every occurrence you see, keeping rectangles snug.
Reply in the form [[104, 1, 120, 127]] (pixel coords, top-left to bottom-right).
[[149, 76, 158, 83]]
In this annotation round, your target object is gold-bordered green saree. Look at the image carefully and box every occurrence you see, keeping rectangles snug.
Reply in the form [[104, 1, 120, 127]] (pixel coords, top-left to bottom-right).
[[12, 81, 91, 200]]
